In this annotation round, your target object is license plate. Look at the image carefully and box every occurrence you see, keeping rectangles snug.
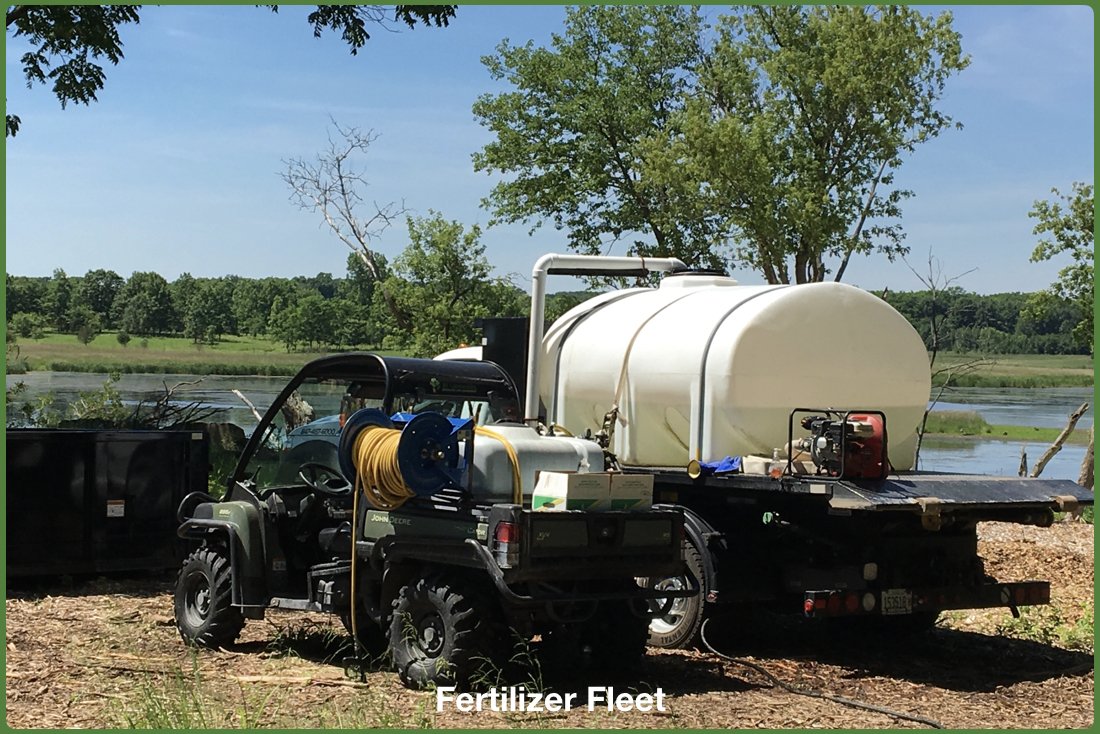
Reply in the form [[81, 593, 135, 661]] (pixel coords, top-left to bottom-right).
[[881, 589, 912, 615]]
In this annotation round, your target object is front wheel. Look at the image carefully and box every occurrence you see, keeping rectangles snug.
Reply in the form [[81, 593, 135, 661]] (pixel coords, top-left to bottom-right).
[[389, 573, 502, 690], [175, 546, 244, 648], [643, 539, 705, 649]]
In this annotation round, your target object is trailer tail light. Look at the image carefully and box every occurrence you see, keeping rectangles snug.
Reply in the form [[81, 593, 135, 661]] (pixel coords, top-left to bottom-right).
[[494, 521, 519, 544], [827, 593, 841, 613], [493, 521, 520, 569], [845, 594, 859, 613]]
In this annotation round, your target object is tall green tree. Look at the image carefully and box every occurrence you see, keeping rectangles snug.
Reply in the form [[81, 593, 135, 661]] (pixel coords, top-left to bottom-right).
[[111, 271, 172, 336], [472, 6, 718, 268], [6, 5, 456, 137], [74, 268, 124, 327], [380, 212, 524, 357], [474, 5, 968, 283], [43, 268, 72, 330], [644, 6, 969, 284], [1025, 182, 1094, 350], [232, 277, 301, 337], [5, 275, 47, 320], [179, 278, 237, 343]]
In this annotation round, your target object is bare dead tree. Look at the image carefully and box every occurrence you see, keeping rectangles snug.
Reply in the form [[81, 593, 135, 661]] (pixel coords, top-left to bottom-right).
[[281, 116, 411, 332], [1078, 426, 1094, 490], [1030, 402, 1089, 479], [903, 251, 992, 464]]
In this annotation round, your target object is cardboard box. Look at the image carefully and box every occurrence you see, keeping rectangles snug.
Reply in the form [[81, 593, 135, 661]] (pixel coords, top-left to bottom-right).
[[532, 471, 610, 511], [608, 473, 654, 511]]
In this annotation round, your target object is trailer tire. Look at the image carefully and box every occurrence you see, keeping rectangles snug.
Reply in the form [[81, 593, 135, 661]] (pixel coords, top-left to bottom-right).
[[643, 539, 705, 649], [175, 546, 244, 648], [389, 573, 501, 690]]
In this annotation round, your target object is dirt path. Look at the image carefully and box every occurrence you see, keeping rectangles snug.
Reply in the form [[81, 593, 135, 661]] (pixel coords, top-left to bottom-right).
[[6, 521, 1093, 729]]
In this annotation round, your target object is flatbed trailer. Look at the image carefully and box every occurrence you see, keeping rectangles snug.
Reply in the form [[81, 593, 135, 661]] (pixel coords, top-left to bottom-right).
[[637, 466, 1091, 646]]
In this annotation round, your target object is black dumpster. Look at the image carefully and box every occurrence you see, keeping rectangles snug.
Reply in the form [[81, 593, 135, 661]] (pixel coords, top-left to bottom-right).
[[6, 429, 209, 577]]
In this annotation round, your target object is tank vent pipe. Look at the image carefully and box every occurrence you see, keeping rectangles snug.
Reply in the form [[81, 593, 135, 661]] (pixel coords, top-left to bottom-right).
[[525, 254, 687, 423]]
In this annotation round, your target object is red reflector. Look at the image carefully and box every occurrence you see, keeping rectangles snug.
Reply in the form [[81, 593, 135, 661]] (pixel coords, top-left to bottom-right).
[[1015, 587, 1026, 604], [494, 521, 519, 544], [815, 598, 827, 610], [804, 599, 815, 613], [1041, 587, 1050, 602], [827, 594, 840, 613], [845, 594, 859, 613], [1029, 586, 1040, 603]]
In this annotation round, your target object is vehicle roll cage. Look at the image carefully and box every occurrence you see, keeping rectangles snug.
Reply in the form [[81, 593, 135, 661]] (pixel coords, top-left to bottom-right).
[[230, 353, 519, 485]]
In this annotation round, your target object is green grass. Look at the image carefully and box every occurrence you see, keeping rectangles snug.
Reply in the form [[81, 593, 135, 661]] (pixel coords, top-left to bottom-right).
[[16, 331, 404, 375], [995, 601, 1094, 653], [931, 352, 1094, 388], [923, 410, 1092, 445]]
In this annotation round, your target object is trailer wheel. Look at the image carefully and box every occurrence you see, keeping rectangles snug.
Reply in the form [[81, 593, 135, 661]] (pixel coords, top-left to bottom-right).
[[389, 573, 501, 690], [175, 546, 244, 648], [643, 539, 705, 649]]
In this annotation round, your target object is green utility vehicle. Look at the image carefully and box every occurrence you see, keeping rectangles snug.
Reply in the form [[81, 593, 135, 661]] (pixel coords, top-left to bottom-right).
[[174, 354, 692, 689]]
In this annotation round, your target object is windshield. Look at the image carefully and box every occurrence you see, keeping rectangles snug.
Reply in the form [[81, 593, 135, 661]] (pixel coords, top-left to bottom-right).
[[243, 376, 507, 490]]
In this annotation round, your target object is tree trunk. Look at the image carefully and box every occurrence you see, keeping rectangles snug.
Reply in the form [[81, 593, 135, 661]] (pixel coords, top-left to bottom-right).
[[1030, 402, 1089, 479], [1078, 426, 1094, 490]]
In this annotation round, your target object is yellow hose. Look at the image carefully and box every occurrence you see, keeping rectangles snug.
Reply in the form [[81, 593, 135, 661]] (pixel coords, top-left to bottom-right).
[[351, 426, 417, 511], [475, 426, 523, 505]]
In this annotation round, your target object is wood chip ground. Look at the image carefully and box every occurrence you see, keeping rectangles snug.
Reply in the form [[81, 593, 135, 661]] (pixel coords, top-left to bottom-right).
[[5, 521, 1093, 729]]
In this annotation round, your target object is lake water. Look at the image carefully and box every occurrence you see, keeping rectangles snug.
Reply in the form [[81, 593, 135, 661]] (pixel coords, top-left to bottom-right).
[[7, 372, 1094, 482], [928, 386, 1094, 430]]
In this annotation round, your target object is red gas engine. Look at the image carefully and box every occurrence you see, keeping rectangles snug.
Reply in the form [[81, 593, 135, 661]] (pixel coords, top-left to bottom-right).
[[789, 409, 890, 479]]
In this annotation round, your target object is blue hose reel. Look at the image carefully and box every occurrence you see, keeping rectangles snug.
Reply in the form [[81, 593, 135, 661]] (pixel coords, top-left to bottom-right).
[[338, 408, 474, 498]]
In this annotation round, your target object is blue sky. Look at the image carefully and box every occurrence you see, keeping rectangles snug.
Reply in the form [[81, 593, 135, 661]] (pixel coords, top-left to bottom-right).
[[4, 5, 1094, 295]]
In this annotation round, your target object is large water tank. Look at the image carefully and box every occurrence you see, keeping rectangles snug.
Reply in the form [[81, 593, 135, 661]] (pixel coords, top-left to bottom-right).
[[541, 273, 931, 471]]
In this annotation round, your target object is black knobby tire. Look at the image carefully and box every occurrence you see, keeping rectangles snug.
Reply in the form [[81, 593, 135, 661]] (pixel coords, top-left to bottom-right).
[[644, 538, 705, 649], [389, 573, 503, 690], [175, 546, 244, 648]]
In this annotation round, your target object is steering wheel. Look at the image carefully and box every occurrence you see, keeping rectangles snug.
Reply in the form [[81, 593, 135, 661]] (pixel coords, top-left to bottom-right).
[[297, 462, 353, 497]]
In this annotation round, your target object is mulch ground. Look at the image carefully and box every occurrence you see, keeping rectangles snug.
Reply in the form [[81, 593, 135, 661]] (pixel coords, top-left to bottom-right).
[[5, 521, 1093, 729]]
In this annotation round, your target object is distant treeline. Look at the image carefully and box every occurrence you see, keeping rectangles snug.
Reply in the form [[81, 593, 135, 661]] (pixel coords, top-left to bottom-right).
[[879, 288, 1088, 355], [4, 257, 590, 356], [5, 264, 1087, 356]]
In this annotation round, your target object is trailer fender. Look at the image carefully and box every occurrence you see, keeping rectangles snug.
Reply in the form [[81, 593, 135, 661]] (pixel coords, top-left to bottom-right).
[[659, 504, 723, 601], [178, 501, 267, 608]]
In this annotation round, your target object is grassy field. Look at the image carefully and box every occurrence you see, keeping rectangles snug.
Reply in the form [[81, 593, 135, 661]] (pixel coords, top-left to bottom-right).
[[12, 332, 403, 375], [931, 352, 1094, 388], [924, 411, 1092, 445]]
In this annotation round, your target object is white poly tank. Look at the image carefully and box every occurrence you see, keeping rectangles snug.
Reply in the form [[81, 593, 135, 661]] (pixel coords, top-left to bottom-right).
[[541, 273, 931, 471], [465, 425, 604, 503]]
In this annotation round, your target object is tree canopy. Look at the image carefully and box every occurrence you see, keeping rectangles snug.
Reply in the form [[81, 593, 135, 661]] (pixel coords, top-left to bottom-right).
[[473, 5, 969, 283], [473, 6, 717, 268], [1025, 182, 1094, 350], [6, 4, 456, 137], [379, 212, 526, 357]]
